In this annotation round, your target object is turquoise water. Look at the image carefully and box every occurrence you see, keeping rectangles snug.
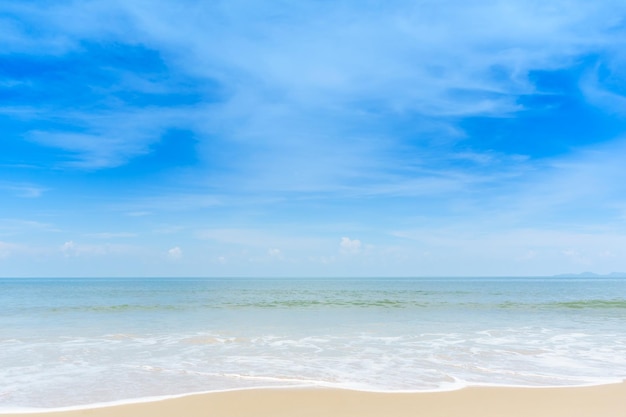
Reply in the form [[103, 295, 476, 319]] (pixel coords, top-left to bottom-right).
[[1, 277, 626, 410]]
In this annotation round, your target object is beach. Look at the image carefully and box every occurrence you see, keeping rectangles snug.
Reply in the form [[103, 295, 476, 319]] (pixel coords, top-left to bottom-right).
[[3, 383, 626, 417], [6, 0, 626, 413], [2, 277, 626, 413]]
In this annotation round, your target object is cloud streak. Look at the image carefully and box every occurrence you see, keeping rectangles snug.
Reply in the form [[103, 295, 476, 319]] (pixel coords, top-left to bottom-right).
[[4, 0, 625, 181], [0, 182, 47, 198]]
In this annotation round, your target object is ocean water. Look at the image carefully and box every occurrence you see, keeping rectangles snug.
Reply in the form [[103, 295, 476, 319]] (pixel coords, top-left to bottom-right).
[[1, 277, 626, 410]]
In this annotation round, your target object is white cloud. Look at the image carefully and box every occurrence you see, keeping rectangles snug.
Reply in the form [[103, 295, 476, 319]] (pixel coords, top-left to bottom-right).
[[6, 0, 625, 189], [167, 246, 182, 260], [61, 240, 77, 257], [340, 237, 362, 254]]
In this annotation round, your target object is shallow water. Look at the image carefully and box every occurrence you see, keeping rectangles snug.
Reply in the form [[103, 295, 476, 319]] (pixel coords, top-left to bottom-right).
[[1, 277, 625, 409]]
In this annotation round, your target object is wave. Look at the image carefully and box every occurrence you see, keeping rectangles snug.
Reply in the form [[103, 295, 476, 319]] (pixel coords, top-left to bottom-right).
[[42, 298, 626, 313], [549, 299, 626, 309], [50, 304, 187, 313]]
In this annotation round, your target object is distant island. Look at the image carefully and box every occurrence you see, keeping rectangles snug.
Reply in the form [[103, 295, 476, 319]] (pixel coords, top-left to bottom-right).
[[553, 272, 626, 278]]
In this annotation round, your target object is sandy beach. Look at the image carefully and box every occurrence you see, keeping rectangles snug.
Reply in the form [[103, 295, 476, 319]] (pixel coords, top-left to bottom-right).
[[3, 382, 625, 417], [3, 278, 626, 414]]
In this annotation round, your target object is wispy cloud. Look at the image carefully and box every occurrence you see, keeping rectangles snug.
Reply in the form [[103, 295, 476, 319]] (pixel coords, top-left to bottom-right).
[[60, 240, 140, 257], [115, 193, 222, 212], [492, 137, 626, 226], [390, 225, 626, 275], [580, 65, 626, 116], [196, 228, 327, 251], [0, 182, 47, 198], [25, 106, 196, 169], [4, 0, 625, 185], [2, 1, 626, 276], [0, 218, 59, 237]]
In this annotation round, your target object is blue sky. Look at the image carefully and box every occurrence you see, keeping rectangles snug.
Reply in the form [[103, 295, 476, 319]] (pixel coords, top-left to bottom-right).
[[2, 0, 626, 277]]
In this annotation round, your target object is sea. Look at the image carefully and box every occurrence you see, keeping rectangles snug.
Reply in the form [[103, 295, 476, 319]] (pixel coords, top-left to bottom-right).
[[1, 276, 625, 411]]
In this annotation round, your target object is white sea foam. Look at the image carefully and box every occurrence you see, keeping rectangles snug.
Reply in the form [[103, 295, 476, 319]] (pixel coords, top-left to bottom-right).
[[1, 277, 626, 410]]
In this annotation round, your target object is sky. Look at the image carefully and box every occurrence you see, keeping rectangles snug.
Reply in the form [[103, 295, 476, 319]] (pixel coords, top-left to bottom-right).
[[1, 0, 626, 277]]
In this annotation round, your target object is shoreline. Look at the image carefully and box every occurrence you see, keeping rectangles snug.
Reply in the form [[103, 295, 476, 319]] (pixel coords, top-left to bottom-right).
[[3, 381, 625, 417]]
